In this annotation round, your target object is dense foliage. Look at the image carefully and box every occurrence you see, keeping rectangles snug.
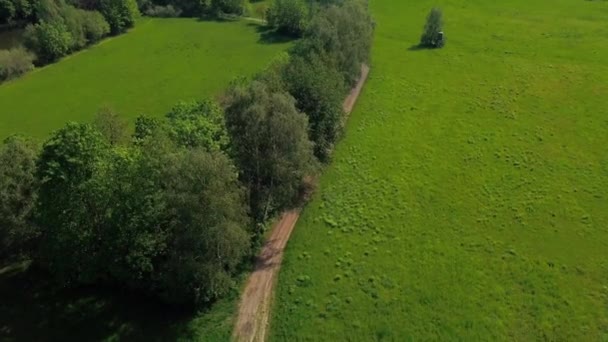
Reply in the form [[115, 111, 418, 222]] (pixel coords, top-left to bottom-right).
[[0, 47, 35, 80], [282, 54, 346, 160], [99, 0, 138, 34], [1, 0, 123, 78], [165, 100, 229, 151], [266, 0, 308, 36], [209, 0, 244, 15], [223, 79, 316, 222], [19, 0, 111, 64], [0, 0, 35, 24], [24, 19, 72, 62], [0, 0, 374, 309], [0, 136, 39, 260], [293, 0, 373, 85]]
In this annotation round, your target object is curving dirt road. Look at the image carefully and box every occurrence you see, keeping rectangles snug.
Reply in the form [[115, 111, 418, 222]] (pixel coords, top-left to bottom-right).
[[233, 64, 370, 342]]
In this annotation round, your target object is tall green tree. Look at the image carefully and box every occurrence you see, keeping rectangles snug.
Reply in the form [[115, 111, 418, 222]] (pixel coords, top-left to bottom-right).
[[93, 107, 128, 145], [282, 54, 346, 161], [223, 80, 316, 222], [100, 0, 139, 34], [35, 123, 110, 283], [159, 149, 250, 305], [420, 7, 444, 48], [24, 20, 73, 63]]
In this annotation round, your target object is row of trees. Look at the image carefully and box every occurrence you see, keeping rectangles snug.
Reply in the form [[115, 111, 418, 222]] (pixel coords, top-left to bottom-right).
[[0, 0, 374, 307], [139, 0, 245, 18]]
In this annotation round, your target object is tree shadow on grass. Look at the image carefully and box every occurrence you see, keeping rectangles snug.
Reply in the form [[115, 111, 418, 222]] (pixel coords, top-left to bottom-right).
[[246, 22, 297, 45], [408, 44, 427, 51], [0, 262, 202, 342]]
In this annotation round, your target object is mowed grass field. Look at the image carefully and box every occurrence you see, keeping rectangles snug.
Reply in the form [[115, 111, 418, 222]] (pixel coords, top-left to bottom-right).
[[272, 0, 608, 340], [0, 17, 288, 140]]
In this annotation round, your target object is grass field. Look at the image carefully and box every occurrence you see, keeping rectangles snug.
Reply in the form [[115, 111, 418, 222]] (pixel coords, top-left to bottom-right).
[[0, 17, 289, 140], [271, 0, 608, 340]]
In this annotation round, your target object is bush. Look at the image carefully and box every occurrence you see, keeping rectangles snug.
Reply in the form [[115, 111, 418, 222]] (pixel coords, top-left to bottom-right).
[[420, 7, 444, 48], [82, 10, 110, 42], [24, 20, 73, 63], [169, 0, 201, 16], [34, 0, 62, 22], [60, 5, 87, 48], [144, 4, 181, 17], [0, 136, 39, 260], [210, 0, 243, 15], [93, 107, 128, 145], [266, 0, 308, 36], [100, 0, 139, 34], [0, 47, 35, 81], [38, 3, 109, 51]]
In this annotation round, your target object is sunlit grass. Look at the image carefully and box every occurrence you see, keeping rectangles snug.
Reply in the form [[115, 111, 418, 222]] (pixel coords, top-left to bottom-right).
[[271, 0, 608, 340]]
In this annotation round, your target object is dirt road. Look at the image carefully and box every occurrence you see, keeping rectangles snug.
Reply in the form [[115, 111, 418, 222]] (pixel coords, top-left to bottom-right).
[[233, 64, 370, 342]]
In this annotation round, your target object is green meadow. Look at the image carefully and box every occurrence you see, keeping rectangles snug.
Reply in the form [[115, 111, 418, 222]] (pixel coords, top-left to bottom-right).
[[0, 17, 288, 140], [272, 0, 608, 340]]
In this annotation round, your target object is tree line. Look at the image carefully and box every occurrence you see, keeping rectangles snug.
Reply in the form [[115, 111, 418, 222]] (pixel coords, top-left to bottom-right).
[[0, 0, 374, 308], [0, 0, 138, 81]]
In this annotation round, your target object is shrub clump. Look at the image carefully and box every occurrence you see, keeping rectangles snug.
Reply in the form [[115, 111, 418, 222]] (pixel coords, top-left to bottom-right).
[[100, 0, 139, 34], [24, 20, 73, 63], [420, 7, 445, 48], [0, 47, 35, 81], [144, 4, 181, 17], [210, 0, 244, 15], [266, 0, 308, 37], [23, 2, 110, 64]]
